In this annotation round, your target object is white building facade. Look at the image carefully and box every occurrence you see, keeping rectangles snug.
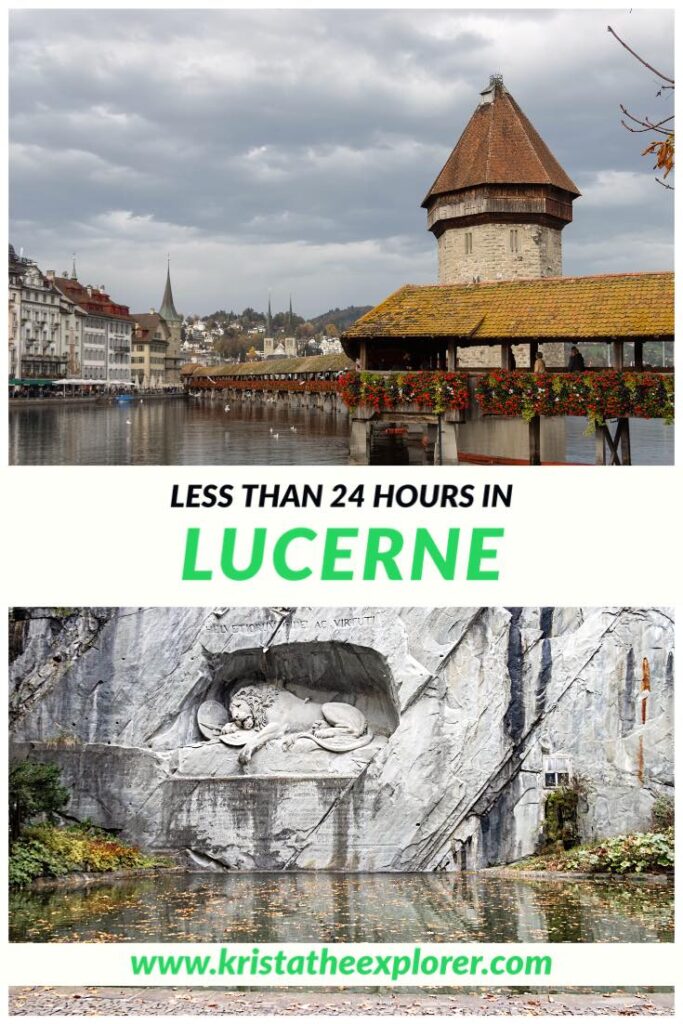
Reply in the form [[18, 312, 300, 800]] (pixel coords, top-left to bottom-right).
[[53, 274, 133, 383], [9, 253, 69, 380]]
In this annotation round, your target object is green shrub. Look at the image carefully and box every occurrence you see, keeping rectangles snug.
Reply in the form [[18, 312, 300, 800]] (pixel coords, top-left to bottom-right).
[[651, 795, 674, 832], [540, 780, 584, 851], [9, 823, 156, 888], [517, 828, 674, 874], [9, 760, 70, 840], [563, 828, 674, 874], [8, 835, 71, 888]]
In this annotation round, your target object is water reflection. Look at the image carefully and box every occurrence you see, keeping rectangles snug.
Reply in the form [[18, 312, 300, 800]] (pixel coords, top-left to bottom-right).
[[9, 872, 673, 943], [8, 401, 673, 466], [8, 399, 349, 466], [564, 417, 673, 465]]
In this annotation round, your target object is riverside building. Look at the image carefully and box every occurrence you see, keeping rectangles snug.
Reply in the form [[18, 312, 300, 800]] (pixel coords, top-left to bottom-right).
[[131, 264, 184, 386], [52, 265, 133, 383], [8, 245, 87, 381]]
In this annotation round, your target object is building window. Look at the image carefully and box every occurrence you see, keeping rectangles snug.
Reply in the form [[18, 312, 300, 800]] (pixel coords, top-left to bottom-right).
[[510, 229, 519, 252], [544, 771, 570, 789], [543, 755, 571, 788], [465, 232, 473, 255]]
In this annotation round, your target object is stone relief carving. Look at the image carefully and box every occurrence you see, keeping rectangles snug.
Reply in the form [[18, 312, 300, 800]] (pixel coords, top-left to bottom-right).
[[197, 684, 373, 765]]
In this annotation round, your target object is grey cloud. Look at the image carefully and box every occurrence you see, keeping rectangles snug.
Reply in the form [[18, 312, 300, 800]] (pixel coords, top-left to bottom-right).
[[9, 8, 674, 316]]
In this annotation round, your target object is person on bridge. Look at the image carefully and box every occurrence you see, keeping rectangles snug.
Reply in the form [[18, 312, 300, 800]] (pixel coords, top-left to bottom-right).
[[568, 346, 585, 371], [534, 351, 547, 373]]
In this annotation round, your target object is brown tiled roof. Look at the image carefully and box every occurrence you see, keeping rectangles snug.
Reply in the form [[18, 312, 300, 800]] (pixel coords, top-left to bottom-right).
[[132, 312, 165, 342], [343, 272, 674, 343], [133, 313, 161, 330], [134, 311, 165, 344], [423, 79, 580, 206], [53, 277, 133, 323]]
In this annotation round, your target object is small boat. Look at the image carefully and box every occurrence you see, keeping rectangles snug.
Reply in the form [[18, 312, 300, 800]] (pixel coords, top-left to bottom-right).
[[116, 394, 134, 403]]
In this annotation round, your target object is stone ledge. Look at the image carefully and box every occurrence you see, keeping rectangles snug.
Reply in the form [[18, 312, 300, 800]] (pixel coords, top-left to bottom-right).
[[482, 867, 673, 883], [26, 863, 185, 892]]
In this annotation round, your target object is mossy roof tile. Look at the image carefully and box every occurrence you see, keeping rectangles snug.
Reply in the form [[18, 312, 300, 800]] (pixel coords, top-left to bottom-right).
[[184, 353, 352, 378], [343, 273, 674, 342]]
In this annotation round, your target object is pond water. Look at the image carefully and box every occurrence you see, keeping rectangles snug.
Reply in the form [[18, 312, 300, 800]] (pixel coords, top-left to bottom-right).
[[9, 872, 673, 943], [8, 400, 673, 465]]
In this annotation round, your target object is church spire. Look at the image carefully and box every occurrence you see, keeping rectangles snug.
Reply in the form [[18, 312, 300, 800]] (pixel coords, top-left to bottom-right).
[[266, 290, 272, 335], [288, 294, 293, 332], [159, 258, 180, 322], [71, 253, 77, 280]]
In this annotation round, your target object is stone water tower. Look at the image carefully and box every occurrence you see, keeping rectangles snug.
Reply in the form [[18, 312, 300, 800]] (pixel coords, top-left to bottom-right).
[[422, 75, 580, 286]]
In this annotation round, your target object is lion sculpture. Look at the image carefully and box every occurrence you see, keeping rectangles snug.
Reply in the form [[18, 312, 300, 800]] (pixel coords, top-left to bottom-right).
[[197, 684, 373, 764]]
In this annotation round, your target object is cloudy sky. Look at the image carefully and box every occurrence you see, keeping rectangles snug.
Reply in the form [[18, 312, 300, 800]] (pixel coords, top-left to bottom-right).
[[9, 8, 674, 318]]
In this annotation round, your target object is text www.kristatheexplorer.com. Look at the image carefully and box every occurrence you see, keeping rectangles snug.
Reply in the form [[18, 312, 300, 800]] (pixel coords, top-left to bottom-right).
[[130, 947, 553, 982]]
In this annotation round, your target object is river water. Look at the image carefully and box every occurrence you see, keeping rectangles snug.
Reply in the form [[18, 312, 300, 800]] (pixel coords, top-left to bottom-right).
[[8, 399, 349, 466], [9, 872, 673, 943], [8, 399, 673, 466]]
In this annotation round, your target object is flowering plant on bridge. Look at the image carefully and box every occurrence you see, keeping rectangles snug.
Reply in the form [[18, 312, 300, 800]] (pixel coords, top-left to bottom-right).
[[338, 371, 470, 414], [475, 371, 674, 427]]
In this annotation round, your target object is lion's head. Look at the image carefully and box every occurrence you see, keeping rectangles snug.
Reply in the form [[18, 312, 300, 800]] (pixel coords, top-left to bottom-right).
[[228, 685, 276, 731]]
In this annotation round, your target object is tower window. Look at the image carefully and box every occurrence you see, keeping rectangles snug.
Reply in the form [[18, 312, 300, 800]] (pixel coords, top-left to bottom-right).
[[465, 232, 473, 255], [510, 229, 519, 252]]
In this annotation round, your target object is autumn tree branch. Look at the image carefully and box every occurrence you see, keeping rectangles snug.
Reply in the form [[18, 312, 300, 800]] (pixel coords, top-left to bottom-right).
[[608, 24, 674, 187], [607, 25, 674, 84]]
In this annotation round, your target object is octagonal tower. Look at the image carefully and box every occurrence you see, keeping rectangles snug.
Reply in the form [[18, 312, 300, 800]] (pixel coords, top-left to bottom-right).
[[423, 75, 580, 284]]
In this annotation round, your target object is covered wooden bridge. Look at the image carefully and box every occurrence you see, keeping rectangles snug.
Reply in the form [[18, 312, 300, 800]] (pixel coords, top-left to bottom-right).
[[181, 353, 352, 413], [182, 353, 351, 384], [341, 271, 674, 464]]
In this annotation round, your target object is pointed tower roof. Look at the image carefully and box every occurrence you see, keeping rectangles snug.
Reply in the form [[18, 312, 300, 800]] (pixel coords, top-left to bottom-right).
[[159, 261, 181, 322], [422, 76, 579, 207]]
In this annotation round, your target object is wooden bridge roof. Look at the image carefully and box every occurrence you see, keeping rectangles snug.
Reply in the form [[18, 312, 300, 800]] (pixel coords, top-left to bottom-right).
[[183, 353, 352, 378], [342, 272, 674, 346]]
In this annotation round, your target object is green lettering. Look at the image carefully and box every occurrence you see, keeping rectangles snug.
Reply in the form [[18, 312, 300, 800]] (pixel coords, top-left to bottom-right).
[[182, 528, 212, 580], [286, 955, 306, 975], [272, 528, 316, 580], [467, 528, 504, 580], [321, 528, 357, 580], [411, 527, 459, 579], [363, 528, 403, 580], [220, 527, 266, 580]]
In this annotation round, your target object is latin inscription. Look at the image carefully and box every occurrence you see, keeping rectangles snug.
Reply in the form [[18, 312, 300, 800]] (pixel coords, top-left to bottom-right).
[[204, 614, 377, 634]]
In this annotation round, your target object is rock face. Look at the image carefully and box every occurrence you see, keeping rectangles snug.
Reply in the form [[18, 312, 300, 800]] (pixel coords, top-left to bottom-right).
[[9, 606, 674, 871]]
